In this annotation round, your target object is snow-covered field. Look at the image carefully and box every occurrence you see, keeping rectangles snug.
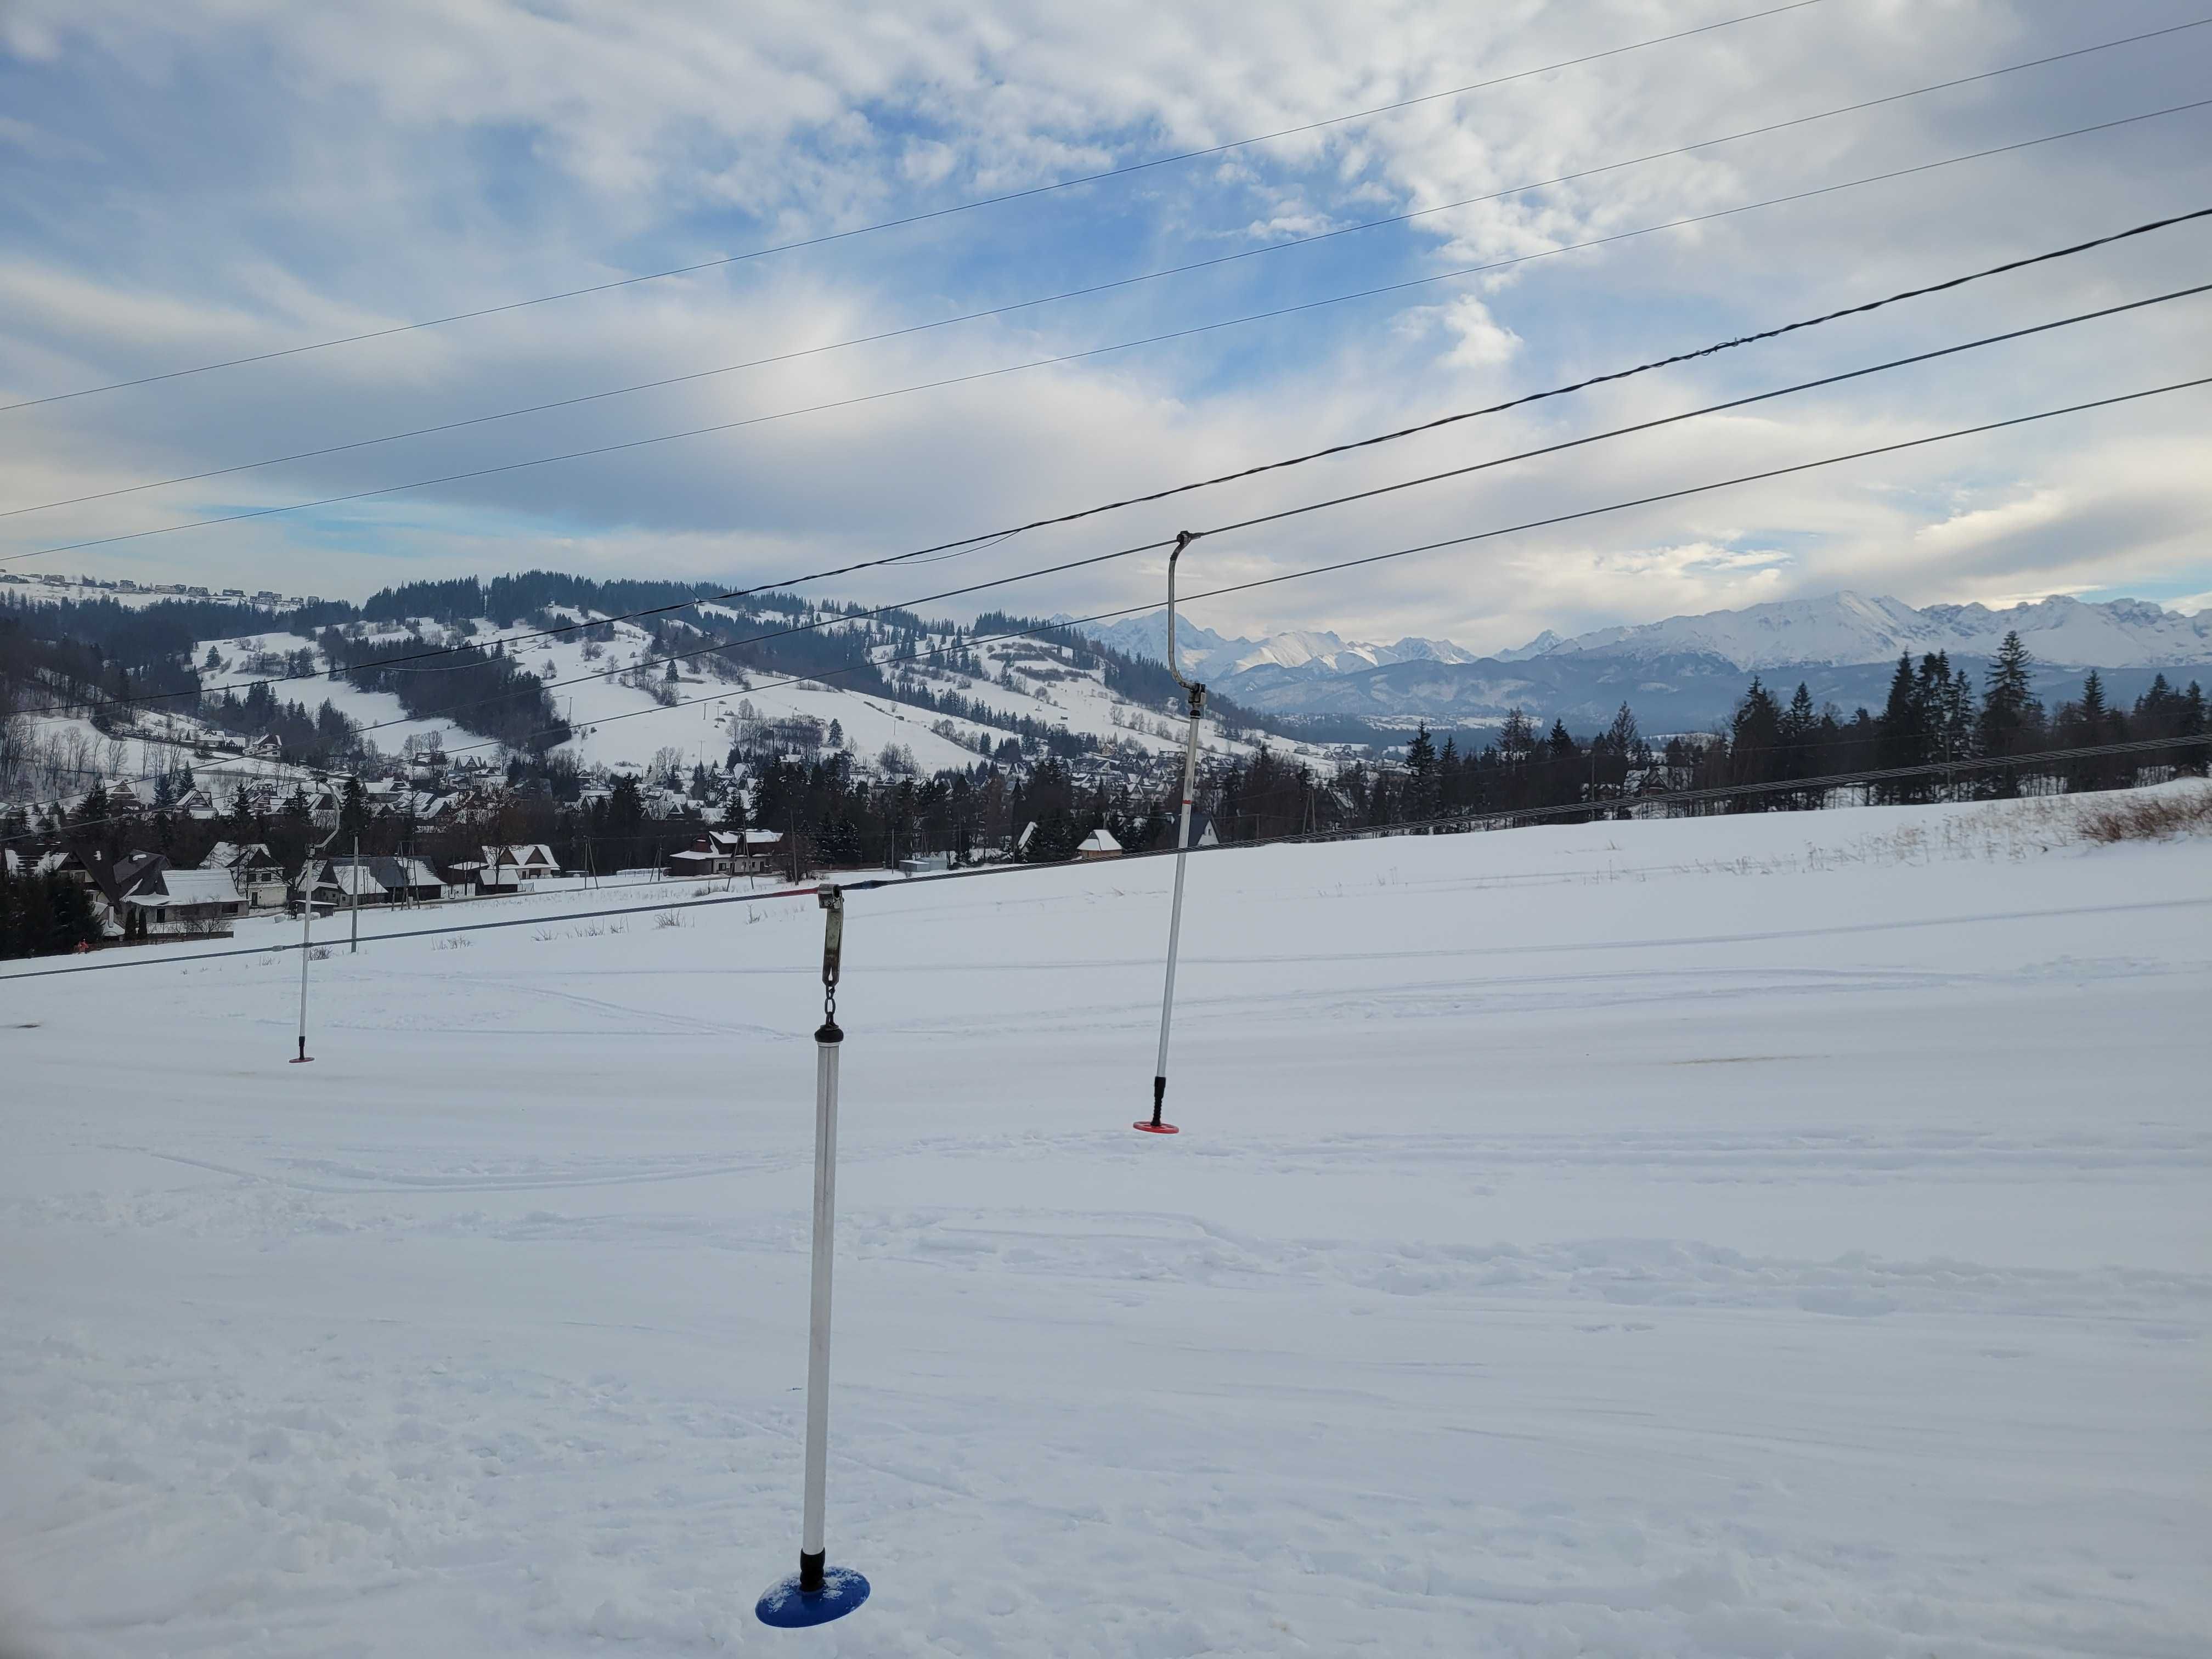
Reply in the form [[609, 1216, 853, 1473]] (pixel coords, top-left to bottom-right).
[[3, 790, 2208, 1656]]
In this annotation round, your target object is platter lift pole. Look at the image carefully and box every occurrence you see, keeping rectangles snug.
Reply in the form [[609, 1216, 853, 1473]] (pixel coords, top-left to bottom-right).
[[755, 885, 871, 1627], [1139, 529, 1205, 1136], [291, 819, 342, 1063]]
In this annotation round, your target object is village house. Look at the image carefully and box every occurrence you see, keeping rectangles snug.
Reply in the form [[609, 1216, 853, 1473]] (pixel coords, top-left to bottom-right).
[[666, 829, 783, 878], [1177, 810, 1221, 849], [299, 854, 449, 908], [122, 867, 245, 934], [463, 843, 562, 892], [204, 840, 289, 910]]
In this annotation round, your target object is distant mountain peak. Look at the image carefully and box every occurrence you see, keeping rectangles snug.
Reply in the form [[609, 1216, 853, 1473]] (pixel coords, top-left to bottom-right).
[[1068, 612, 1480, 682], [1527, 590, 2210, 672], [1066, 592, 2211, 731]]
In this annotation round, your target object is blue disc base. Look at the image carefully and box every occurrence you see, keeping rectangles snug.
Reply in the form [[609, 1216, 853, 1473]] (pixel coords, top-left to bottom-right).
[[755, 1566, 870, 1627]]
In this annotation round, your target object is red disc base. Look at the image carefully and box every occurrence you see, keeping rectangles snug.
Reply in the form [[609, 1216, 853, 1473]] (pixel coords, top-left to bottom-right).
[[1132, 1120, 1180, 1134]]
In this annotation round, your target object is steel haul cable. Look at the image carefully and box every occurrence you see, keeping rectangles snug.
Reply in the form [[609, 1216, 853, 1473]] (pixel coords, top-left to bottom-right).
[[11, 368, 2209, 847], [236, 284, 2212, 751], [17, 220, 2209, 725]]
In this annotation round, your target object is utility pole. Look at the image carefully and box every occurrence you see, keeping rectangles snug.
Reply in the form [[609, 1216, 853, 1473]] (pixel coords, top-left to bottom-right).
[[1140, 530, 1205, 1136]]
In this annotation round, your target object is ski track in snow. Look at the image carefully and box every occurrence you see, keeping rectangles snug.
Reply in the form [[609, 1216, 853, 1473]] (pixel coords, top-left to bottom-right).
[[3, 789, 2209, 1656]]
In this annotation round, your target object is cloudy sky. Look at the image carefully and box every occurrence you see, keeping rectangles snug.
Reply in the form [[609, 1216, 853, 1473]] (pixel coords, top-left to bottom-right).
[[2, 0, 2209, 653]]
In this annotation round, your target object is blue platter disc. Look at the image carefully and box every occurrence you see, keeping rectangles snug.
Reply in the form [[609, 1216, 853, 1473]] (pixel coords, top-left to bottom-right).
[[755, 1566, 871, 1628]]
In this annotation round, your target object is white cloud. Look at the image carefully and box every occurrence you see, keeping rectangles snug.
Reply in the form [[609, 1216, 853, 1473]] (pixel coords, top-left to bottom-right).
[[1435, 295, 1522, 369], [0, 0, 2206, 648]]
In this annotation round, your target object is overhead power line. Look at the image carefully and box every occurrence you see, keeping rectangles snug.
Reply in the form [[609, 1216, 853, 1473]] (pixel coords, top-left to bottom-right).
[[9, 366, 2208, 850], [14, 276, 2191, 791], [21, 206, 2205, 723], [312, 286, 2212, 745], [13, 287, 2207, 798], [112, 363, 2197, 781], [0, 1, 1831, 416], [13, 18, 2201, 524], [11, 93, 2206, 573]]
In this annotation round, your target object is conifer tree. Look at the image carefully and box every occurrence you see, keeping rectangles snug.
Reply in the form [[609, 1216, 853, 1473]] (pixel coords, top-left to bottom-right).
[[1403, 723, 1438, 821], [1978, 630, 2041, 790], [1876, 654, 1929, 798]]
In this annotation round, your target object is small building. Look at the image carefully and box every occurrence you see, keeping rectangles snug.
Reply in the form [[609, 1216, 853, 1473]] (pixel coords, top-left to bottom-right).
[[898, 853, 951, 877], [493, 843, 561, 877], [205, 840, 289, 910], [302, 854, 447, 907], [668, 829, 784, 878], [1075, 827, 1122, 861], [124, 867, 245, 933], [466, 843, 562, 892], [1177, 811, 1221, 850], [668, 840, 733, 878]]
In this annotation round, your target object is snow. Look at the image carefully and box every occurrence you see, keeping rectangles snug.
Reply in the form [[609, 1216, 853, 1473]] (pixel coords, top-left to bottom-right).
[[202, 616, 1322, 777], [6, 706, 322, 812], [1074, 613, 1479, 682], [3, 788, 2208, 1656], [1522, 589, 2212, 671], [210, 630, 482, 757]]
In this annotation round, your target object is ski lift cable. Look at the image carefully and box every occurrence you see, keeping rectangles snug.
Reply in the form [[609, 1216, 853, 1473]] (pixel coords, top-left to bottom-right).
[[0, 1, 1833, 416], [18, 195, 2208, 718], [279, 280, 2212, 746], [11, 344, 2210, 849], [15, 98, 2212, 584], [50, 274, 2183, 761], [12, 15, 2197, 523]]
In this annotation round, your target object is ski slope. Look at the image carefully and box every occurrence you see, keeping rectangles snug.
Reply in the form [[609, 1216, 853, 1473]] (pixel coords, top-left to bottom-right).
[[3, 788, 2208, 1656]]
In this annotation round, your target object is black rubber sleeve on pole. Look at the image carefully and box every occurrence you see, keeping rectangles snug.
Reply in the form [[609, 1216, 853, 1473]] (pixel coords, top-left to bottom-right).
[[799, 1550, 825, 1593]]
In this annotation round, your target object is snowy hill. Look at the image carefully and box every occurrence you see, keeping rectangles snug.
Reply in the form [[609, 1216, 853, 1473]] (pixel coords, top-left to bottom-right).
[[89, 603, 1330, 796], [5, 786, 2208, 1651]]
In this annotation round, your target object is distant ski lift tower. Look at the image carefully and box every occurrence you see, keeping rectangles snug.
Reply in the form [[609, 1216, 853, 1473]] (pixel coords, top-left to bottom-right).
[[1139, 529, 1206, 1135]]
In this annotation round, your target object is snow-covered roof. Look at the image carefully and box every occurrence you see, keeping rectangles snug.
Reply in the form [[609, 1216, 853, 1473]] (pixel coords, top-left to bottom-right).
[[1077, 827, 1121, 854], [483, 843, 558, 868], [156, 868, 242, 905], [122, 871, 228, 907]]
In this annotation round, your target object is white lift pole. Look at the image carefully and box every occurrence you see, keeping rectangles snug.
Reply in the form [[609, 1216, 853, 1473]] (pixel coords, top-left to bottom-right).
[[291, 820, 341, 1064], [1139, 530, 1205, 1136], [755, 884, 871, 1628]]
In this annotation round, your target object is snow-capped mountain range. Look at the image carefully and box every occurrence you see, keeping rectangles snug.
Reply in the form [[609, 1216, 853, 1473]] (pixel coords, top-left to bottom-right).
[[1070, 592, 2212, 729], [1065, 614, 1482, 683], [1517, 592, 2212, 673]]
